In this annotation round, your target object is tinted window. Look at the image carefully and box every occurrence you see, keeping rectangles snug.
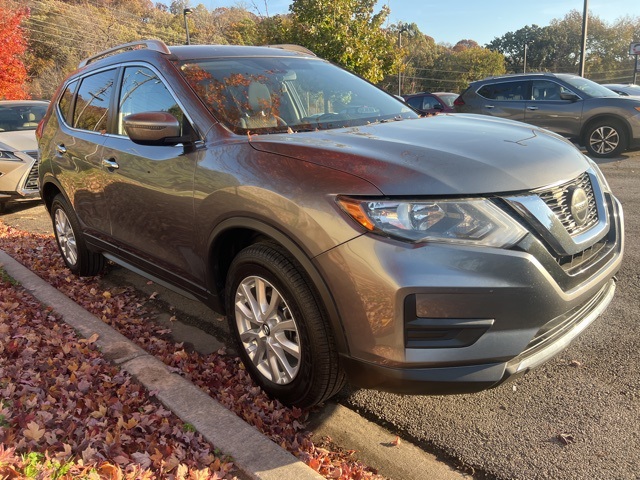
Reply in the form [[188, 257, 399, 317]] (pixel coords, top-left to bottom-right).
[[117, 66, 185, 136], [406, 96, 423, 110], [58, 80, 77, 125], [477, 81, 526, 101], [74, 69, 116, 132], [413, 95, 440, 110]]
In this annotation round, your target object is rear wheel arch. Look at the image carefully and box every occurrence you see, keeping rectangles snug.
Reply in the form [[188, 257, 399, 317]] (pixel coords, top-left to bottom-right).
[[207, 218, 350, 355], [40, 179, 64, 212]]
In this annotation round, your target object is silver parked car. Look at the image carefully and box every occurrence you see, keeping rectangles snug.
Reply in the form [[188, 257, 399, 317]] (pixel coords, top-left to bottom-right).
[[38, 41, 623, 407], [603, 83, 640, 98], [0, 100, 49, 211], [454, 73, 640, 158]]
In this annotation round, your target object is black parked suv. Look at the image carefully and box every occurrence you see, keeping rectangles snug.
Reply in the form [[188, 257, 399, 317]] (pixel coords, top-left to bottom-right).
[[38, 41, 623, 407], [454, 72, 640, 158]]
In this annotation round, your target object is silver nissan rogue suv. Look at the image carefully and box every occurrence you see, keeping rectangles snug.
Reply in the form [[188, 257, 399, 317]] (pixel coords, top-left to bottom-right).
[[38, 40, 624, 407]]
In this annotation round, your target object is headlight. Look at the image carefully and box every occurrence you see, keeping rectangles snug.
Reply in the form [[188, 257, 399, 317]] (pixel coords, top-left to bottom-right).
[[585, 156, 611, 193], [0, 151, 22, 161], [338, 196, 527, 247]]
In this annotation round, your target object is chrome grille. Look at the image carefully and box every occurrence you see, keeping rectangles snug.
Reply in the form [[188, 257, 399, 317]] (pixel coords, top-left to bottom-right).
[[538, 172, 598, 236]]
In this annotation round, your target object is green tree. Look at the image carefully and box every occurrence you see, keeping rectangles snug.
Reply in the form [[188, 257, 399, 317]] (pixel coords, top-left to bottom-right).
[[431, 47, 506, 93], [190, 7, 260, 45], [288, 0, 398, 83], [486, 25, 548, 73], [380, 23, 439, 95], [486, 10, 639, 82]]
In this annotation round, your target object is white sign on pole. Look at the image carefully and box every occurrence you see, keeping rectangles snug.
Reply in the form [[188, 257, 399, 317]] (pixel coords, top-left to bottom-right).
[[630, 42, 640, 55]]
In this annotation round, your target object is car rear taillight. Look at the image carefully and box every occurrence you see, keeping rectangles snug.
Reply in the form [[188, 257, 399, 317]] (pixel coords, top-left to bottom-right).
[[35, 119, 44, 141], [453, 96, 465, 106]]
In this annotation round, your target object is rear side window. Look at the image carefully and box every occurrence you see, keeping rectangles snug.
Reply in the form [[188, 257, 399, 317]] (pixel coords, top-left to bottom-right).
[[74, 69, 117, 132], [406, 96, 423, 110], [407, 95, 439, 110], [477, 81, 526, 101], [58, 80, 77, 125]]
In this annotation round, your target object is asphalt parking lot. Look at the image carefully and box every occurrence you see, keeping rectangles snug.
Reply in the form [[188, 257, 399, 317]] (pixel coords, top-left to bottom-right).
[[2, 149, 639, 479]]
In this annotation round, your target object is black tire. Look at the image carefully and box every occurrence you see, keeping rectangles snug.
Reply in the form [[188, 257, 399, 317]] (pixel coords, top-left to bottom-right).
[[226, 243, 345, 407], [584, 119, 627, 158], [51, 194, 105, 276]]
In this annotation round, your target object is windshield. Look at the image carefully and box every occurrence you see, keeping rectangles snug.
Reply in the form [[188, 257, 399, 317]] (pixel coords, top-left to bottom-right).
[[0, 102, 48, 132], [178, 57, 418, 134], [560, 75, 618, 98]]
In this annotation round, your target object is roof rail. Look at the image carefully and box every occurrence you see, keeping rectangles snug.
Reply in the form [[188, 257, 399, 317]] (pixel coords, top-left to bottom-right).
[[78, 39, 171, 68], [265, 44, 316, 56]]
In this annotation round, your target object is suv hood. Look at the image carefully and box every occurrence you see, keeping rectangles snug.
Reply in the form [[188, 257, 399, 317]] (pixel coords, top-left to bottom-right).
[[0, 130, 38, 153], [248, 114, 589, 195]]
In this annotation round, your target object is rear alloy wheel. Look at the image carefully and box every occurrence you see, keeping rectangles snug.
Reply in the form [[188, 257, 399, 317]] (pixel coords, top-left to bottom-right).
[[226, 243, 345, 407], [51, 194, 105, 276], [585, 120, 627, 158]]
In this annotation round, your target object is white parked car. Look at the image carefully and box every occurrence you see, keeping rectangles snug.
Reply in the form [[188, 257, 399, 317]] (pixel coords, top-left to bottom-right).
[[0, 100, 49, 211]]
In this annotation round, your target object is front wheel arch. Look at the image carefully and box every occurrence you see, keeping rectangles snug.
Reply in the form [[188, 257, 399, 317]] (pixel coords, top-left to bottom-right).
[[207, 218, 350, 355]]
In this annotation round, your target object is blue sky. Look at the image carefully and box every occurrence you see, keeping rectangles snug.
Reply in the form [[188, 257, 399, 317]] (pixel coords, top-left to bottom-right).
[[190, 0, 638, 45]]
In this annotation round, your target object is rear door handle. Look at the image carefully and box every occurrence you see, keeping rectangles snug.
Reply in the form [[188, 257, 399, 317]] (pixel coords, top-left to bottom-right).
[[484, 105, 495, 109], [101, 158, 119, 170], [56, 144, 67, 154], [527, 106, 539, 111]]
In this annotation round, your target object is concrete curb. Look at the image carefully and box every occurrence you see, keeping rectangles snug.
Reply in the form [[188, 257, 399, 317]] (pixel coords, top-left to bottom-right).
[[0, 250, 323, 480]]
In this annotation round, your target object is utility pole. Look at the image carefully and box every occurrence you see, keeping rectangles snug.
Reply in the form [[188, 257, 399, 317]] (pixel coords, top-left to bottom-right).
[[579, 0, 589, 77], [183, 8, 193, 45], [398, 24, 408, 96], [523, 30, 528, 74]]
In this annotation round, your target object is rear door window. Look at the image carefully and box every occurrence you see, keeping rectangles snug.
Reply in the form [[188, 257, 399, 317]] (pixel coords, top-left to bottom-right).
[[73, 69, 117, 132], [477, 81, 527, 101]]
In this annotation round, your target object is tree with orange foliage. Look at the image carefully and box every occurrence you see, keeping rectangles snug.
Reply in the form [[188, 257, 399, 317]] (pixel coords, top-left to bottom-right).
[[0, 2, 30, 100]]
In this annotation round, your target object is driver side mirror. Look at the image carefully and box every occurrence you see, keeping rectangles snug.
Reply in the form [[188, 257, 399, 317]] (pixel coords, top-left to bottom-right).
[[123, 112, 196, 146], [560, 92, 580, 102]]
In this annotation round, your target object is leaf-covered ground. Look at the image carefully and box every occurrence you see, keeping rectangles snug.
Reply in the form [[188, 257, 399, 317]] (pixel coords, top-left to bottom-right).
[[0, 222, 383, 479]]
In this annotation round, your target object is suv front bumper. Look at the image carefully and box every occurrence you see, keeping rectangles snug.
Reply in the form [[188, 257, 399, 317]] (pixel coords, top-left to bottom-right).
[[315, 196, 623, 394]]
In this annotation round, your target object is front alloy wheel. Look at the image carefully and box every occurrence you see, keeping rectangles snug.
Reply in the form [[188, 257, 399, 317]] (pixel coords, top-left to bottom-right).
[[234, 275, 301, 384], [226, 243, 345, 407]]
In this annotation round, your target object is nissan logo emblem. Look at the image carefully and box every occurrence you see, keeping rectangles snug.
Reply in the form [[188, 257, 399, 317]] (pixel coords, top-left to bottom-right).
[[570, 187, 589, 226]]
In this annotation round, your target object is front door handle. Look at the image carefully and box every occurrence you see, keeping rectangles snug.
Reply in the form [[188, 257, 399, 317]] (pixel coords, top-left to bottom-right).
[[484, 105, 495, 109], [527, 106, 539, 111], [56, 144, 67, 154], [102, 158, 119, 170]]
